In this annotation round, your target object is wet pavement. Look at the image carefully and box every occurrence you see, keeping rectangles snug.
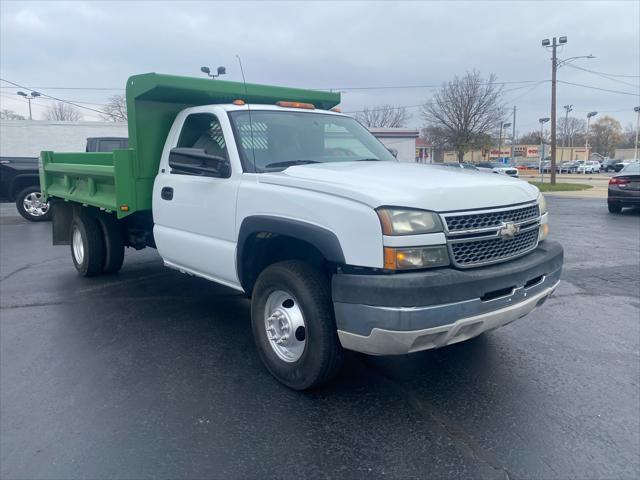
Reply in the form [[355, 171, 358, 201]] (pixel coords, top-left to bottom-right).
[[1, 198, 639, 479]]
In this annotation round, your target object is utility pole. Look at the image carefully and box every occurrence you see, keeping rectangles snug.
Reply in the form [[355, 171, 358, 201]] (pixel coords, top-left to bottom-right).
[[550, 39, 559, 183], [585, 111, 597, 162], [634, 106, 640, 161], [542, 36, 594, 183], [16, 91, 41, 120]]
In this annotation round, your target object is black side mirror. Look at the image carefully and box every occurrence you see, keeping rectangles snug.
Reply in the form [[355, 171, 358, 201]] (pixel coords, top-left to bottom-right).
[[168, 148, 231, 178]]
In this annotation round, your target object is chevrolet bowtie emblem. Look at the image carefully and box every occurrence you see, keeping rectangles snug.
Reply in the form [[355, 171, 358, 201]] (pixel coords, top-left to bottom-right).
[[499, 222, 520, 239]]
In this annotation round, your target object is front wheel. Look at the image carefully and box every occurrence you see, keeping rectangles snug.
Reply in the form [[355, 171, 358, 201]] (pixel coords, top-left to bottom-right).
[[251, 260, 344, 390], [16, 186, 51, 222], [608, 203, 622, 214]]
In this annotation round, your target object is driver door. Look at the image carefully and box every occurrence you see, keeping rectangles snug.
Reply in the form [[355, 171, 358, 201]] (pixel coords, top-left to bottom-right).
[[153, 110, 242, 289]]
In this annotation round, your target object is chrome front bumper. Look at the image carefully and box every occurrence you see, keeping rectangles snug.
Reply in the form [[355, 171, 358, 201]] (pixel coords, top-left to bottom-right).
[[332, 241, 563, 356], [337, 280, 558, 355]]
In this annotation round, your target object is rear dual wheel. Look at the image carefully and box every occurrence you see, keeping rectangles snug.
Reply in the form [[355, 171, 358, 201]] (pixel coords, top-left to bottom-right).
[[70, 211, 124, 277]]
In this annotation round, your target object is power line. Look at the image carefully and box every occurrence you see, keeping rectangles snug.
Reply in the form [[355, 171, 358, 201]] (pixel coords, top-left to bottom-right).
[[317, 79, 546, 91], [564, 63, 640, 88], [0, 78, 107, 115], [557, 80, 639, 96], [0, 86, 124, 91], [563, 66, 639, 78]]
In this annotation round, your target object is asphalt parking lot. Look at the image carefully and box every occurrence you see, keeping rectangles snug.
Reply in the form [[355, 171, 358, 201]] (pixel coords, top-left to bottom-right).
[[1, 198, 639, 479]]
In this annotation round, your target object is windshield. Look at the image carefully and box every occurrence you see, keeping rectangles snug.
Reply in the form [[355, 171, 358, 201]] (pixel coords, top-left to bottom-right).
[[621, 162, 640, 174], [228, 110, 396, 172]]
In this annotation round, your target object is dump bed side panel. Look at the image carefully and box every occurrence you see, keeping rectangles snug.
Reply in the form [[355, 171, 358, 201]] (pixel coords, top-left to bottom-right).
[[40, 149, 139, 219]]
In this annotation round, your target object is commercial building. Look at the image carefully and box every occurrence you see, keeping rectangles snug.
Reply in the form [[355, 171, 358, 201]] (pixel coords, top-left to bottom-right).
[[1, 120, 128, 157], [368, 128, 419, 163]]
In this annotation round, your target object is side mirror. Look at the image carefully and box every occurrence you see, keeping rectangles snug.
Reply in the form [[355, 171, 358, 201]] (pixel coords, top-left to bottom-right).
[[168, 148, 231, 178]]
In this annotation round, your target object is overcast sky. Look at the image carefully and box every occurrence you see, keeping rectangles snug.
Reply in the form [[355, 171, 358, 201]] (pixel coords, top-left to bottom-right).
[[1, 0, 638, 136]]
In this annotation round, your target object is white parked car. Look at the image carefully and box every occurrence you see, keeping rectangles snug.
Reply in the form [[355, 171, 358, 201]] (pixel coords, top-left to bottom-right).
[[476, 162, 519, 177], [577, 160, 601, 174]]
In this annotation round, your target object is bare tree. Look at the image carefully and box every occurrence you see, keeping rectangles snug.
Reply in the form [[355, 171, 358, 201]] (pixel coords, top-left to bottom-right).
[[422, 70, 504, 162], [618, 122, 637, 148], [590, 116, 623, 157], [557, 116, 586, 147], [355, 105, 408, 128], [101, 95, 128, 122], [45, 102, 82, 121], [0, 109, 25, 120]]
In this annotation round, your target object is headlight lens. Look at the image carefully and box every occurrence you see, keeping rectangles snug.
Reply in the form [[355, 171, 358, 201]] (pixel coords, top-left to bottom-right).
[[537, 193, 547, 215], [377, 208, 443, 235], [384, 246, 450, 270]]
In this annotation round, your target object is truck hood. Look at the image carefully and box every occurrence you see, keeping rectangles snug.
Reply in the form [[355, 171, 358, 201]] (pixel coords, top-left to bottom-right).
[[259, 161, 538, 212]]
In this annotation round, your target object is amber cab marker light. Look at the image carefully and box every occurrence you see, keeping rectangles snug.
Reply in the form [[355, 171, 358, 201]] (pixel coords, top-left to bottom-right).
[[276, 101, 315, 109], [119, 205, 130, 212], [232, 99, 245, 105], [384, 247, 398, 270], [330, 107, 342, 113]]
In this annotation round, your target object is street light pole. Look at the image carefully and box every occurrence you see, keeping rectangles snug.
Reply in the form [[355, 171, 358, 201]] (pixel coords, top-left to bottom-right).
[[541, 35, 593, 184], [561, 104, 573, 162], [16, 91, 40, 120], [634, 106, 640, 161], [539, 117, 550, 182], [549, 38, 560, 184], [585, 111, 597, 163], [498, 121, 511, 163]]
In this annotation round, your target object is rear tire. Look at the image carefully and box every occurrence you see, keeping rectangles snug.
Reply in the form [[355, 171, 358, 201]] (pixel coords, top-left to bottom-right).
[[97, 213, 125, 274], [251, 260, 344, 390], [70, 211, 105, 277], [16, 186, 51, 222], [608, 203, 622, 214]]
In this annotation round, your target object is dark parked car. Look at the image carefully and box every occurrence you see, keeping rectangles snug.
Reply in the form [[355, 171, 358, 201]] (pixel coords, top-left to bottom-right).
[[601, 158, 622, 173], [439, 162, 479, 171], [608, 162, 640, 213], [0, 156, 50, 221], [85, 137, 129, 152], [0, 137, 128, 222]]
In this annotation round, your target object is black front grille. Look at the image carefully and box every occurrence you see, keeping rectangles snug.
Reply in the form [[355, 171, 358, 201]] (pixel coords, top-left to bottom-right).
[[450, 228, 539, 267], [445, 204, 539, 232]]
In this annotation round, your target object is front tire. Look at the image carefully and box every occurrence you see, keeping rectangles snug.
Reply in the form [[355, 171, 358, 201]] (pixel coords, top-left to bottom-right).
[[251, 260, 344, 390], [608, 203, 622, 214], [16, 186, 51, 222], [70, 211, 105, 277]]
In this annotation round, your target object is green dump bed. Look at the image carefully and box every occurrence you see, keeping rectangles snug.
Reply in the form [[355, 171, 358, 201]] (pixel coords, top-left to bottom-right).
[[40, 73, 340, 218]]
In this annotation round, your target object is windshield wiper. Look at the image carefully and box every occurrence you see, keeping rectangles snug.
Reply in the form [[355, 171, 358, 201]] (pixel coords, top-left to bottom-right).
[[264, 160, 320, 169], [354, 158, 381, 162]]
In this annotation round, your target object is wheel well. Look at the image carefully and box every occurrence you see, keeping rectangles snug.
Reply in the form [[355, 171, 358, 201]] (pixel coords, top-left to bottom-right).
[[240, 232, 334, 295], [10, 176, 41, 200]]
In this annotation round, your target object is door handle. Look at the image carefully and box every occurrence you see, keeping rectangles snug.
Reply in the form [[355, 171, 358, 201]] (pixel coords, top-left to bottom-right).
[[161, 187, 174, 200]]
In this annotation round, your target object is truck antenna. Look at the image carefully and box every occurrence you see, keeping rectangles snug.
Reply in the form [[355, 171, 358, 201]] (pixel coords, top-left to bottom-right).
[[236, 54, 257, 171]]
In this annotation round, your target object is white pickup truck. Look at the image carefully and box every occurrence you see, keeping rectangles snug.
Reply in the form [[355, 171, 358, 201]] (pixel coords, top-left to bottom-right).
[[41, 74, 563, 390]]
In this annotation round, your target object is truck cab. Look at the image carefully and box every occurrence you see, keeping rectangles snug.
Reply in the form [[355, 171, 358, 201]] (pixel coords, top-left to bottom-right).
[[40, 74, 563, 390]]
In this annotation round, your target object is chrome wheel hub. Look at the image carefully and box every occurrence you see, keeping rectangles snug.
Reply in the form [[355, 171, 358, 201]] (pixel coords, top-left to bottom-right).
[[72, 227, 84, 264], [23, 192, 49, 217], [264, 290, 306, 362]]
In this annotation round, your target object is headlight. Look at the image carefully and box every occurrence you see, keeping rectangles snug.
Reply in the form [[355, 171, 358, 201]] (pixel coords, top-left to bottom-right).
[[537, 193, 548, 241], [384, 246, 450, 270], [537, 193, 547, 215], [377, 208, 443, 235]]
